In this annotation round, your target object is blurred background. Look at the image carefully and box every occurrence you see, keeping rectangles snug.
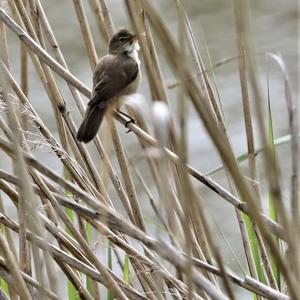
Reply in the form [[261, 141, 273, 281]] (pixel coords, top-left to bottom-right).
[[1, 0, 298, 298]]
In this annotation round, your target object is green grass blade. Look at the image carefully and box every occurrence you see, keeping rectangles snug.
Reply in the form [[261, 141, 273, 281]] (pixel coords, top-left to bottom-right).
[[0, 217, 8, 297], [243, 213, 266, 285], [211, 214, 246, 275], [206, 134, 294, 176], [201, 27, 263, 289], [68, 282, 79, 300], [86, 277, 92, 297], [0, 283, 8, 298], [123, 254, 130, 284], [267, 65, 281, 289], [0, 196, 8, 296]]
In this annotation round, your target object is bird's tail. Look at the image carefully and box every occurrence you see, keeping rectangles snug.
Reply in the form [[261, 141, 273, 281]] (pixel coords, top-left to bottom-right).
[[76, 105, 106, 143]]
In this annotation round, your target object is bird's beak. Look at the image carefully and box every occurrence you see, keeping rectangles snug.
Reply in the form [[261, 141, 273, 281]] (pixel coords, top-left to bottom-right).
[[128, 34, 139, 43]]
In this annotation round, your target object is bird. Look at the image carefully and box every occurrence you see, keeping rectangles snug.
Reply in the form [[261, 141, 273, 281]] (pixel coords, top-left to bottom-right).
[[76, 28, 141, 143]]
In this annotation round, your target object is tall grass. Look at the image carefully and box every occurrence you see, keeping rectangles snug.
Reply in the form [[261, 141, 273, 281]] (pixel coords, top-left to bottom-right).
[[0, 0, 298, 299]]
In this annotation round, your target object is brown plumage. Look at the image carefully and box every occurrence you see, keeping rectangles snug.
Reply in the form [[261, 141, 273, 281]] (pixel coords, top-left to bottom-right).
[[77, 29, 141, 143]]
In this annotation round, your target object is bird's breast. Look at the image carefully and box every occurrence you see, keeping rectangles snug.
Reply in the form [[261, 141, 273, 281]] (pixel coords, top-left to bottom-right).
[[123, 69, 141, 95]]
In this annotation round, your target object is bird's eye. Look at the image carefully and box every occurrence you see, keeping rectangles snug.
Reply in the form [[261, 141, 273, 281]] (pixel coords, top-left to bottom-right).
[[119, 37, 126, 42]]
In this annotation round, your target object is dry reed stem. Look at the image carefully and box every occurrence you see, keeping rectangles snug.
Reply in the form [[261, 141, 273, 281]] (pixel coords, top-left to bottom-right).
[[32, 0, 149, 224], [0, 196, 17, 259], [73, 0, 98, 70], [21, 0, 104, 194], [0, 137, 230, 298], [233, 0, 281, 290], [84, 3, 178, 294], [0, 57, 288, 296], [87, 0, 150, 240], [270, 53, 300, 273], [20, 44, 28, 96], [98, 0, 114, 36], [115, 112, 285, 240], [0, 212, 147, 299], [231, 1, 299, 297], [87, 0, 110, 42], [253, 224, 278, 289], [0, 1, 8, 67], [180, 0, 259, 293], [175, 3, 249, 298], [0, 6, 285, 242], [185, 13, 251, 297], [125, 0, 168, 101], [34, 0, 86, 115], [0, 118, 127, 298], [1, 103, 57, 293], [233, 8, 264, 287], [1, 62, 105, 203], [0, 167, 200, 289], [1, 42, 47, 300], [110, 120, 146, 230], [0, 137, 188, 296], [0, 168, 127, 297], [139, 3, 299, 298], [130, 104, 218, 286], [13, 0, 70, 155], [1, 67, 34, 300], [174, 7, 196, 298], [0, 161, 291, 299], [32, 0, 108, 200], [1, 101, 59, 299], [0, 235, 32, 300], [183, 6, 257, 292], [0, 7, 90, 96]]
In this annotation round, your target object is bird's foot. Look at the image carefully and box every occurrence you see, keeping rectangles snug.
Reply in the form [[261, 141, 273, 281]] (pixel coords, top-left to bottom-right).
[[117, 109, 136, 133], [125, 117, 135, 133]]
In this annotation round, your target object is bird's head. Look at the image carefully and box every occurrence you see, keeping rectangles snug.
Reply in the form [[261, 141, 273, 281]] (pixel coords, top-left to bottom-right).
[[108, 28, 140, 55]]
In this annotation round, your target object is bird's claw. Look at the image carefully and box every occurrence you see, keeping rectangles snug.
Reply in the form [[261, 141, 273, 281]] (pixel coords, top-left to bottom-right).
[[125, 117, 136, 133], [116, 109, 136, 133]]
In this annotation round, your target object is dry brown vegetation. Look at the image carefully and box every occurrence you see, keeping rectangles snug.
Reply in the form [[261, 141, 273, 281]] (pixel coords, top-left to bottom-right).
[[0, 0, 298, 299]]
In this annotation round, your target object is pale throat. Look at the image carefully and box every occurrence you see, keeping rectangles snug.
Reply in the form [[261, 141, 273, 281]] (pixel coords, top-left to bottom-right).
[[125, 41, 140, 66]]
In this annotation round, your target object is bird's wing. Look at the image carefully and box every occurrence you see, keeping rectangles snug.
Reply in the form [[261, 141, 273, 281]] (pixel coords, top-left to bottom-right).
[[88, 54, 139, 108]]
